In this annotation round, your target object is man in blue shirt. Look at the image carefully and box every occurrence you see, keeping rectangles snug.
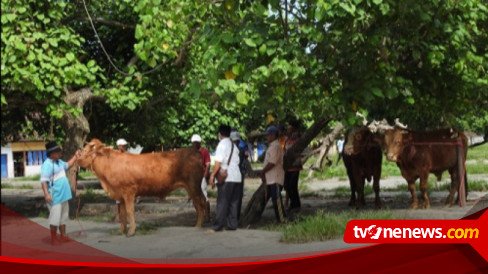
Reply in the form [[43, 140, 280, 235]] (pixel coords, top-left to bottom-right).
[[40, 141, 80, 245]]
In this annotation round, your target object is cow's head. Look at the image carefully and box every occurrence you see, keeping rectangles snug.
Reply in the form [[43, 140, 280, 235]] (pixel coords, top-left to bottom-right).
[[383, 129, 410, 162], [77, 138, 105, 168], [344, 127, 363, 155], [344, 127, 377, 155]]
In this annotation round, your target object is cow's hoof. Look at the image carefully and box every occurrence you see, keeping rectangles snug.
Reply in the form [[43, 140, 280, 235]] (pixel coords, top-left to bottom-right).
[[126, 231, 136, 237], [422, 203, 431, 209]]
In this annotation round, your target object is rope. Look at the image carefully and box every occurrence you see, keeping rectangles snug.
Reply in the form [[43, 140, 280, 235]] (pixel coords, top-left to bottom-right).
[[73, 166, 87, 237], [81, 0, 170, 77]]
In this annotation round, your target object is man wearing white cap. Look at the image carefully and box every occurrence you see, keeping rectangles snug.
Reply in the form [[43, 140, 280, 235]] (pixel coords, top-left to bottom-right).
[[260, 126, 286, 223], [114, 138, 129, 223], [191, 134, 211, 222]]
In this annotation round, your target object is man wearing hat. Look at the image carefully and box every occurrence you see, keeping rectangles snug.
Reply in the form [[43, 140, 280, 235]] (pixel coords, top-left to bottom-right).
[[260, 126, 287, 223], [114, 138, 130, 223], [191, 134, 211, 222], [40, 141, 81, 245]]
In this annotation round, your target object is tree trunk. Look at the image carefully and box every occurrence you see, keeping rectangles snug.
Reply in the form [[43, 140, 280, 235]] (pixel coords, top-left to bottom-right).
[[59, 88, 103, 217], [240, 118, 331, 226], [240, 182, 267, 227], [283, 118, 332, 169], [307, 123, 344, 178]]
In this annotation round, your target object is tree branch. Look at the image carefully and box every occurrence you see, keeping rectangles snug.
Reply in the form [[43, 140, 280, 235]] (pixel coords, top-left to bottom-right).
[[76, 17, 135, 29]]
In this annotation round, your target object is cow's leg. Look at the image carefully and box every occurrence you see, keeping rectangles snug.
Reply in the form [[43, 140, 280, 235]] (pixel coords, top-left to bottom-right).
[[185, 183, 205, 228], [407, 180, 418, 209], [118, 200, 127, 235], [373, 173, 381, 209], [191, 195, 205, 228], [355, 175, 365, 210], [348, 174, 356, 207], [123, 195, 136, 237], [445, 168, 458, 207], [419, 174, 430, 209]]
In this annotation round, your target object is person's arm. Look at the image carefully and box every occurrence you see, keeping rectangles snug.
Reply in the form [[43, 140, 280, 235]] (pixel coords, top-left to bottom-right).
[[41, 182, 53, 205], [67, 150, 81, 169], [209, 161, 221, 189], [203, 163, 210, 179]]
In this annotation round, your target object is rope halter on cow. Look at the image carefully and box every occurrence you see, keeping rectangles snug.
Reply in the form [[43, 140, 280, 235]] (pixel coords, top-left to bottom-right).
[[78, 142, 100, 174]]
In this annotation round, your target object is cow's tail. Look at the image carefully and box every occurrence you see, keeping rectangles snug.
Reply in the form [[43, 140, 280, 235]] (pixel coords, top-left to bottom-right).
[[464, 167, 468, 198], [457, 139, 467, 205]]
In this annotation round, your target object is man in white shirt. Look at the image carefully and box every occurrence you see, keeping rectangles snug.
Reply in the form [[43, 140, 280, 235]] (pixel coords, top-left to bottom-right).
[[260, 126, 287, 223], [208, 125, 242, 232]]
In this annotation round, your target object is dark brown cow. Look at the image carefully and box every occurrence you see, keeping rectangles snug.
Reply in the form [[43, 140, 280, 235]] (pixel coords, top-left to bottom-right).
[[77, 139, 205, 236], [382, 128, 468, 209], [343, 127, 383, 209]]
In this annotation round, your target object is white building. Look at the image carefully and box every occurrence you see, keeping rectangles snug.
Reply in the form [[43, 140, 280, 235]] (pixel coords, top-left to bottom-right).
[[1, 141, 47, 179]]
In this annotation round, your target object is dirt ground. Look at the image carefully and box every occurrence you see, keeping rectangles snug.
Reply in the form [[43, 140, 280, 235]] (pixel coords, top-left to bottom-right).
[[1, 175, 487, 262]]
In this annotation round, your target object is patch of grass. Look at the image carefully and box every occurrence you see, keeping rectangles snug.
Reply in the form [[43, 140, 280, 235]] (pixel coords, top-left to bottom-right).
[[468, 180, 488, 191], [269, 209, 394, 243], [333, 186, 350, 198], [466, 162, 488, 174], [79, 187, 107, 201], [1, 183, 14, 189], [38, 210, 48, 218], [298, 181, 309, 192], [1, 183, 34, 189], [300, 191, 321, 198], [136, 221, 161, 235], [168, 189, 188, 197], [207, 189, 217, 198], [381, 159, 402, 178], [467, 143, 488, 161], [395, 193, 409, 200], [78, 170, 96, 180], [302, 156, 402, 181], [13, 175, 40, 181], [332, 185, 373, 198], [79, 212, 114, 223]]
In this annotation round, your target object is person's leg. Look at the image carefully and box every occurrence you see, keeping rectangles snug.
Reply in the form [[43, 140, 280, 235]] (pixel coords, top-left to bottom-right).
[[211, 183, 231, 231], [59, 201, 70, 242], [48, 203, 61, 245], [283, 172, 291, 209], [226, 183, 241, 230], [236, 178, 244, 221], [269, 184, 286, 223], [289, 171, 301, 210], [201, 178, 211, 222]]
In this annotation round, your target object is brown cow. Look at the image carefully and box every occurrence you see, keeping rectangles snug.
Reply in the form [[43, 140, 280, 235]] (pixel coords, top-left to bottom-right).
[[77, 139, 205, 236], [343, 127, 383, 209], [382, 128, 468, 209]]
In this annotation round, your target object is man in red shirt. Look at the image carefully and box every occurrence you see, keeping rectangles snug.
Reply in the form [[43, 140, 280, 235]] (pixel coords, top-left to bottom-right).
[[191, 134, 211, 222]]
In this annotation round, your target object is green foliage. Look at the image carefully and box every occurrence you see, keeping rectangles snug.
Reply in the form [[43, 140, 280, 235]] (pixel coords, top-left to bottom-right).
[[1, 0, 102, 116], [2, 0, 487, 150]]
